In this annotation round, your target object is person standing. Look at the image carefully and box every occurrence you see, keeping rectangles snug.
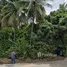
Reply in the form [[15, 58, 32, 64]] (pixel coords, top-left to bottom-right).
[[56, 48, 60, 56], [10, 51, 16, 64]]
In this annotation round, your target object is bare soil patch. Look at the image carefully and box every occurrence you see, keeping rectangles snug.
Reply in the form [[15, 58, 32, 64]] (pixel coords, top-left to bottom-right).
[[0, 56, 65, 64]]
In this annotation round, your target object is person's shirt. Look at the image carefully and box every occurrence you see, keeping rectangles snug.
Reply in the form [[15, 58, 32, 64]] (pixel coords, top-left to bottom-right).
[[56, 49, 60, 55], [10, 51, 15, 59]]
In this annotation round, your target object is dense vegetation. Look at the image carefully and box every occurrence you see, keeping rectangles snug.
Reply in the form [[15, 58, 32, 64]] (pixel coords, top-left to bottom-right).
[[0, 0, 67, 59]]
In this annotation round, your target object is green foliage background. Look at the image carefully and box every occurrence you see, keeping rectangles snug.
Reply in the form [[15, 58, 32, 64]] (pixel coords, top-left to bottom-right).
[[0, 0, 67, 59]]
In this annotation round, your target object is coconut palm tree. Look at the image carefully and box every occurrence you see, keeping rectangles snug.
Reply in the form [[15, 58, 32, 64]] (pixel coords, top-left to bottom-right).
[[1, 0, 53, 28], [1, 0, 29, 28], [24, 0, 53, 23], [1, 0, 53, 45], [24, 0, 53, 45]]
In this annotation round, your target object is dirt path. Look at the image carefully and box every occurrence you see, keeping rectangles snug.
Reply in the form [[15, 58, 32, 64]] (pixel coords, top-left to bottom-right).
[[0, 58, 67, 67]]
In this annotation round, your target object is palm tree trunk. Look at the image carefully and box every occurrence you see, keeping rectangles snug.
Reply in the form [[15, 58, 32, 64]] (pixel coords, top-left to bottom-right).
[[30, 1, 36, 45], [30, 21, 34, 45]]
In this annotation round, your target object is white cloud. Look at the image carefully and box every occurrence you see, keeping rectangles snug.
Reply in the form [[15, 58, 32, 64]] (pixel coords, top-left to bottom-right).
[[45, 0, 66, 15]]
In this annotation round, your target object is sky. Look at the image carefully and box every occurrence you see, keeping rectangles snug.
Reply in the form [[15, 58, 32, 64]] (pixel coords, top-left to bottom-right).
[[45, 0, 67, 15]]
